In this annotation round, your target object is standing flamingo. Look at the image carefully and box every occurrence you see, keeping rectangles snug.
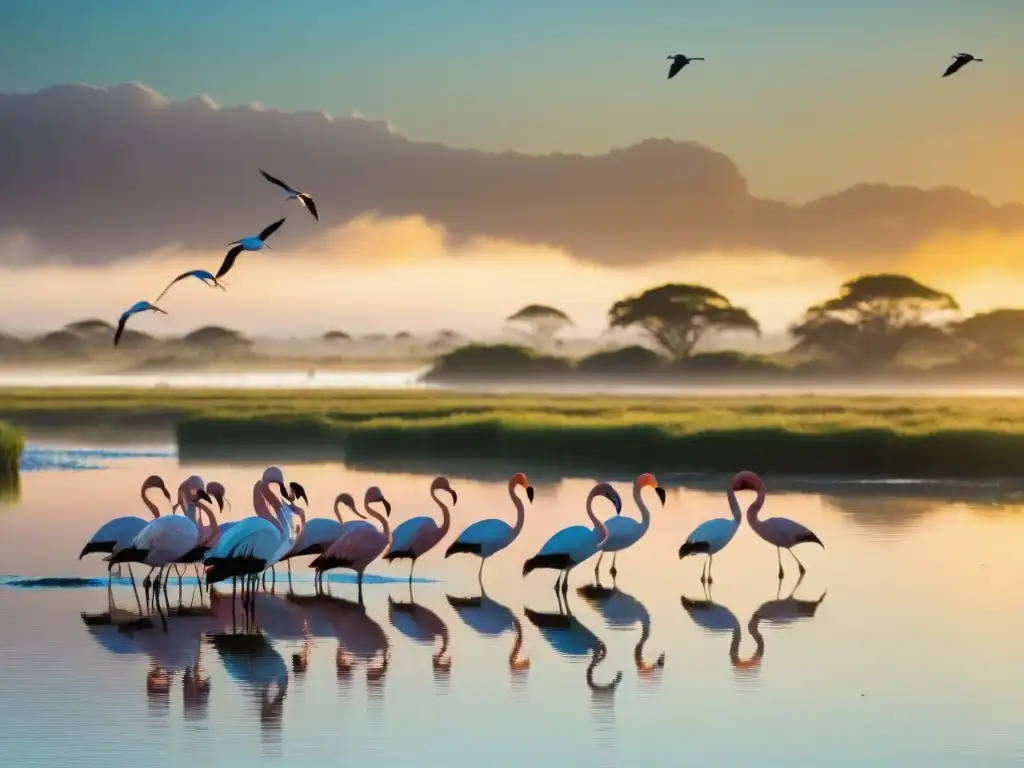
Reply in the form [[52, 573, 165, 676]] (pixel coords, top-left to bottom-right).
[[384, 476, 457, 582], [108, 487, 214, 607], [310, 486, 392, 601], [446, 586, 530, 673], [264, 481, 308, 590], [522, 482, 622, 595], [79, 474, 172, 583], [445, 472, 534, 586], [593, 473, 665, 583], [740, 471, 824, 579], [173, 495, 221, 589], [678, 470, 747, 584]]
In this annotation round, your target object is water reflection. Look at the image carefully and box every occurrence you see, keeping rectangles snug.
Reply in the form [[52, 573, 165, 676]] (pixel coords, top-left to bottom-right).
[[388, 584, 451, 687], [446, 586, 530, 676], [206, 632, 288, 739], [576, 583, 665, 678], [681, 575, 826, 678]]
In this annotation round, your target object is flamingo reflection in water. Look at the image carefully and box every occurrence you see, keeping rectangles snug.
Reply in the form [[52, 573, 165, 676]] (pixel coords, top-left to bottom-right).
[[182, 639, 211, 720], [523, 591, 623, 694], [207, 631, 289, 734], [388, 583, 451, 682], [446, 585, 530, 675], [576, 583, 665, 676], [287, 592, 390, 689], [680, 574, 826, 673]]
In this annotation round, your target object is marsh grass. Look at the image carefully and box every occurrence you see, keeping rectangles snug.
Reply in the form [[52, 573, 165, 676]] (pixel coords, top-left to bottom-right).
[[1, 388, 1023, 476], [0, 422, 23, 487]]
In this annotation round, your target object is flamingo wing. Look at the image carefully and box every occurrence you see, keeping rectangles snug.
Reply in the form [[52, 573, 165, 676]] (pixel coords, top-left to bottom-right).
[[537, 524, 594, 559], [259, 169, 293, 193], [258, 217, 287, 242], [81, 516, 148, 557], [760, 516, 823, 548], [684, 517, 739, 554], [215, 245, 244, 279], [389, 516, 433, 554], [324, 526, 386, 563], [943, 58, 966, 77], [680, 597, 739, 633], [668, 58, 685, 78], [298, 194, 319, 221], [454, 518, 511, 549], [601, 515, 642, 550]]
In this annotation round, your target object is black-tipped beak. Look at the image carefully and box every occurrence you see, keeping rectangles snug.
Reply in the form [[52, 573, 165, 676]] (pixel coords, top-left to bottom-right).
[[196, 489, 213, 504], [290, 482, 308, 505], [160, 487, 171, 501], [448, 489, 458, 505], [526, 486, 535, 503], [611, 492, 623, 515], [277, 480, 290, 499], [655, 486, 667, 506], [382, 498, 392, 516], [214, 496, 225, 512]]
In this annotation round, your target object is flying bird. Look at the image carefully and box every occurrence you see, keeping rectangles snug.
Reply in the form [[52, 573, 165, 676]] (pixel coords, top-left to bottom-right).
[[943, 53, 982, 78], [153, 269, 227, 304], [114, 301, 167, 346], [667, 54, 704, 79], [259, 169, 319, 221], [215, 217, 287, 280]]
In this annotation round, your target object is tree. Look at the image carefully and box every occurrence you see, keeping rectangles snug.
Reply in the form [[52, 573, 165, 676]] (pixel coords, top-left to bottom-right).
[[505, 304, 573, 348], [951, 309, 1024, 365], [788, 274, 959, 368], [607, 283, 760, 361]]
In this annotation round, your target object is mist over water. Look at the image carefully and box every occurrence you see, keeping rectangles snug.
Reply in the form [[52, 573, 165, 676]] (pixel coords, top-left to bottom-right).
[[1, 446, 1023, 766]]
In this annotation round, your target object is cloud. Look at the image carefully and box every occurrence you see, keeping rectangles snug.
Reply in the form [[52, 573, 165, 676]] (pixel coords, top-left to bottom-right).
[[1, 81, 1022, 268]]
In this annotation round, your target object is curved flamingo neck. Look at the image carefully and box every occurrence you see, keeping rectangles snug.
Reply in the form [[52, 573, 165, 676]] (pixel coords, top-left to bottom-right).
[[433, 630, 451, 670], [365, 499, 391, 546], [430, 487, 453, 539], [744, 484, 769, 533], [728, 616, 765, 670], [254, 482, 283, 534], [587, 491, 610, 547], [509, 616, 530, 671], [585, 645, 620, 692], [196, 500, 219, 546], [140, 481, 164, 519], [726, 488, 743, 523], [508, 482, 527, 541], [633, 483, 653, 534], [332, 498, 345, 524]]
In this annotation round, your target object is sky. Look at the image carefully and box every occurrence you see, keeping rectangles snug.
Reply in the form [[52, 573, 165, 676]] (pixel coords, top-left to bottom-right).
[[0, 0, 1022, 339]]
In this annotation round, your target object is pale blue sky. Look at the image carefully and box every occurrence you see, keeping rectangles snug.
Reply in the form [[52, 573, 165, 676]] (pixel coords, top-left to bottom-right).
[[1, 0, 1021, 201]]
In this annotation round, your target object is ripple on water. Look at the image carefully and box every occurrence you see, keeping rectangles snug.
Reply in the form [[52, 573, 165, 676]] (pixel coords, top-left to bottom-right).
[[19, 446, 176, 472], [0, 573, 437, 589]]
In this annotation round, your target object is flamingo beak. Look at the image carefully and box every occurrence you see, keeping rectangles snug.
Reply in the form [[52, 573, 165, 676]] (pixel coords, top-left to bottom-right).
[[380, 498, 392, 516], [526, 486, 535, 503], [448, 489, 458, 505], [655, 486, 667, 506], [161, 487, 172, 501], [195, 489, 213, 504], [609, 490, 622, 515]]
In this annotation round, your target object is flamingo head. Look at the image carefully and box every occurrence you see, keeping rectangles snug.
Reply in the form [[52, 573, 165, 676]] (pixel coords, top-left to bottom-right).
[[335, 492, 357, 514], [205, 481, 227, 512], [731, 471, 763, 493], [143, 475, 172, 501], [366, 486, 391, 516], [262, 466, 288, 497], [431, 475, 457, 505], [194, 488, 213, 505], [510, 472, 534, 502], [594, 483, 623, 515], [288, 481, 308, 505], [635, 473, 667, 505]]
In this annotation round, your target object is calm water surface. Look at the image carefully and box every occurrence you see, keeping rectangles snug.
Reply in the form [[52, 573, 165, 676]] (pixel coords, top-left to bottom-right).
[[2, 448, 1024, 766]]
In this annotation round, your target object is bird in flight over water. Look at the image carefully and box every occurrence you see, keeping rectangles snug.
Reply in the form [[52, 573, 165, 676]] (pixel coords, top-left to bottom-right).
[[153, 269, 227, 304], [259, 169, 319, 221], [114, 301, 167, 346], [215, 217, 287, 280], [943, 53, 982, 78], [667, 54, 704, 79]]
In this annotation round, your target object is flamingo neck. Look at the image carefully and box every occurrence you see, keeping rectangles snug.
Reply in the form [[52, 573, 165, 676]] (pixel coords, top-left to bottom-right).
[[587, 492, 610, 548], [333, 499, 345, 524], [743, 485, 768, 531], [509, 616, 530, 671], [508, 483, 527, 542], [177, 487, 197, 523], [727, 488, 743, 523], [196, 500, 219, 546], [633, 483, 653, 534], [728, 616, 764, 670], [430, 487, 453, 539], [140, 481, 164, 519], [433, 630, 451, 670], [365, 500, 391, 546], [585, 645, 620, 692], [254, 482, 284, 534]]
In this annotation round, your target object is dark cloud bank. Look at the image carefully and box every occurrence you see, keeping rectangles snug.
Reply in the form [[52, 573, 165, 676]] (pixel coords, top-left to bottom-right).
[[0, 82, 1022, 267]]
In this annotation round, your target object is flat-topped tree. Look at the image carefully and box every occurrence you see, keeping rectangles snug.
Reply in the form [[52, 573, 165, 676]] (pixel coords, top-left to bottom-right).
[[65, 318, 115, 337], [182, 325, 252, 348], [506, 304, 573, 348], [789, 274, 959, 368], [608, 283, 760, 362], [322, 330, 352, 342], [951, 309, 1024, 365]]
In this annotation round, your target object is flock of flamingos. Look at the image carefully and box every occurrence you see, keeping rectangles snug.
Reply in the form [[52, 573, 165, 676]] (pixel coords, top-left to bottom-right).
[[77, 467, 826, 705]]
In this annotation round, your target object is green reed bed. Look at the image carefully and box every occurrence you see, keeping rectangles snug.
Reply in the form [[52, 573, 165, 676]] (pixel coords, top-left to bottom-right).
[[0, 421, 24, 481], [1, 388, 1023, 477]]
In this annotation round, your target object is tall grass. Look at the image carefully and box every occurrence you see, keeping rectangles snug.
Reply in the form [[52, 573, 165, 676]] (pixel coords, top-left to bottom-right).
[[0, 422, 24, 482]]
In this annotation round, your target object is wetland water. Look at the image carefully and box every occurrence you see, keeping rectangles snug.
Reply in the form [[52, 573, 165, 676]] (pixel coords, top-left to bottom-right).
[[2, 445, 1024, 766]]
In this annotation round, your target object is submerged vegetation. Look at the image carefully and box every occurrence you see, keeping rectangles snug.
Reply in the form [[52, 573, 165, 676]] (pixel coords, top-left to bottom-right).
[[2, 388, 1024, 477]]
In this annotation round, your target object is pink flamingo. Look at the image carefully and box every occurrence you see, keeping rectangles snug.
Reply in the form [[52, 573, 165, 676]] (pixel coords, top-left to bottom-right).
[[739, 471, 824, 579], [173, 494, 222, 589], [310, 486, 391, 602], [383, 476, 457, 582]]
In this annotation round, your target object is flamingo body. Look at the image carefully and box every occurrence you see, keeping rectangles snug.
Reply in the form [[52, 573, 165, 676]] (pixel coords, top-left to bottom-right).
[[445, 518, 513, 558], [204, 518, 286, 583], [283, 517, 347, 559], [109, 515, 200, 566], [311, 524, 388, 575], [679, 517, 739, 557], [80, 516, 150, 558]]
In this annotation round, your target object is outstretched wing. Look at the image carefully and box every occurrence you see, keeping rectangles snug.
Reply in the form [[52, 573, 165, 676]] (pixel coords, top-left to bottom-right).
[[153, 270, 197, 303], [298, 194, 319, 221], [668, 58, 684, 78], [259, 169, 293, 192], [113, 311, 130, 347], [258, 217, 286, 241], [943, 58, 965, 77], [215, 245, 245, 279]]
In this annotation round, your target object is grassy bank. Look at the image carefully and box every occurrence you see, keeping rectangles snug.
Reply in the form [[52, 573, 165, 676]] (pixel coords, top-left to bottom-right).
[[0, 421, 23, 481], [1, 388, 1024, 477]]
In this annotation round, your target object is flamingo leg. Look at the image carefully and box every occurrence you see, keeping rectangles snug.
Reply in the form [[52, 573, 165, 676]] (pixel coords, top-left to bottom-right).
[[177, 566, 184, 589], [776, 547, 785, 580], [553, 570, 562, 592], [706, 554, 714, 585], [287, 560, 293, 590], [788, 547, 807, 576], [609, 552, 618, 582], [560, 569, 570, 596], [409, 558, 416, 584], [357, 571, 365, 606], [594, 552, 604, 583], [699, 557, 707, 584], [477, 557, 485, 588], [271, 565, 276, 593]]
